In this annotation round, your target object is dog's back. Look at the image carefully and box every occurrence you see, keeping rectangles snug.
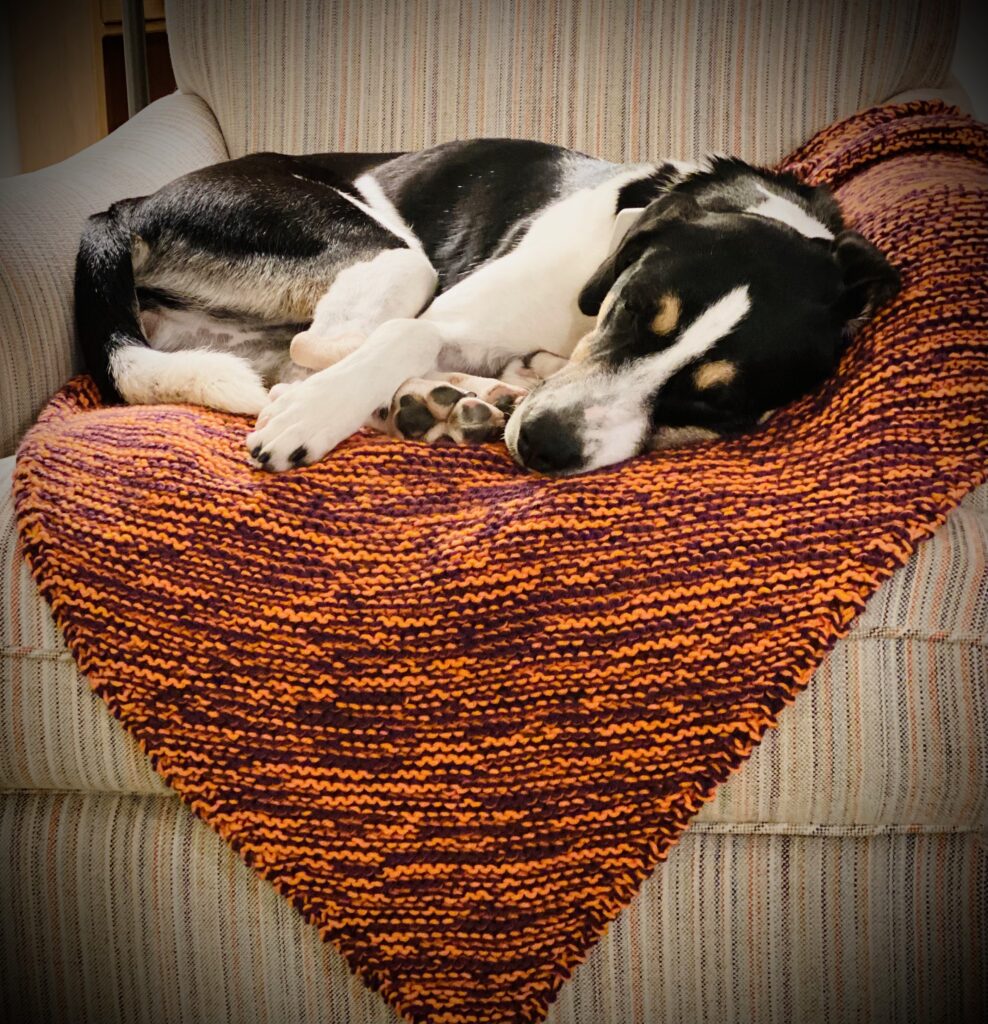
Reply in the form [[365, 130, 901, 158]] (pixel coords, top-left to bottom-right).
[[73, 142, 602, 410]]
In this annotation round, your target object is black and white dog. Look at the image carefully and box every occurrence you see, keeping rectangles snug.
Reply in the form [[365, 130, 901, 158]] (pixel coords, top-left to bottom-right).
[[75, 139, 900, 474]]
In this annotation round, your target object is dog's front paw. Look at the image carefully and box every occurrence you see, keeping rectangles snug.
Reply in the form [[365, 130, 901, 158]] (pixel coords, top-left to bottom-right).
[[246, 374, 364, 471]]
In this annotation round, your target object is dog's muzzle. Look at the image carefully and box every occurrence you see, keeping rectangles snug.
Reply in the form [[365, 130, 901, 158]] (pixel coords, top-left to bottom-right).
[[509, 410, 584, 474], [504, 362, 652, 476]]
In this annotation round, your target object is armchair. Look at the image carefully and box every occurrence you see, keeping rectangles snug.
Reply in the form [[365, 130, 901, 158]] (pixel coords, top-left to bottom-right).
[[2, 3, 984, 1022]]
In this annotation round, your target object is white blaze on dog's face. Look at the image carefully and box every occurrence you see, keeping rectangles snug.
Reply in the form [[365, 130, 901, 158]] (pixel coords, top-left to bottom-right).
[[505, 158, 900, 475], [504, 284, 752, 472]]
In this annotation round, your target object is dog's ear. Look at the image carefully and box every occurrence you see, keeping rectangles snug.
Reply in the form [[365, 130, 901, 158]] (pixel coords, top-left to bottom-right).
[[831, 230, 901, 327], [631, 190, 704, 233], [579, 193, 704, 316], [578, 250, 621, 316]]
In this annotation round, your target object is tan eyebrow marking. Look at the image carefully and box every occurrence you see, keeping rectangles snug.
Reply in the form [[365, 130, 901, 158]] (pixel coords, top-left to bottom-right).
[[650, 293, 681, 335], [693, 359, 738, 390], [132, 235, 150, 270]]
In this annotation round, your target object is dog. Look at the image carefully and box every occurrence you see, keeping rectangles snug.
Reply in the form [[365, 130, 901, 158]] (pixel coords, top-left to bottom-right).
[[75, 138, 900, 475]]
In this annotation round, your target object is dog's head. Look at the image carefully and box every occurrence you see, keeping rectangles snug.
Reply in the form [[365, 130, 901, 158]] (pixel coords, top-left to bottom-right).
[[504, 157, 900, 474]]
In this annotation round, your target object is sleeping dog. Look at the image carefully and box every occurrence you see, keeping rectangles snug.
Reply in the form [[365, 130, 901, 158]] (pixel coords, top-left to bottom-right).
[[75, 139, 900, 474]]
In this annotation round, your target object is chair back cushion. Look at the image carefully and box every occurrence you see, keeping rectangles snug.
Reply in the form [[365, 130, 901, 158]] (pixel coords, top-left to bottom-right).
[[166, 0, 960, 163]]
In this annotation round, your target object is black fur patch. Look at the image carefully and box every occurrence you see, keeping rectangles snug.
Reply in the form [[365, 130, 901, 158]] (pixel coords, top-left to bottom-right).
[[395, 395, 437, 439], [615, 163, 682, 211], [371, 139, 580, 290]]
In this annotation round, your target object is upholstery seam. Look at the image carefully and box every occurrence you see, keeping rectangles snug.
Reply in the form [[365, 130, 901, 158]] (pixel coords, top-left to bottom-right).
[[4, 631, 987, 662], [0, 788, 982, 839]]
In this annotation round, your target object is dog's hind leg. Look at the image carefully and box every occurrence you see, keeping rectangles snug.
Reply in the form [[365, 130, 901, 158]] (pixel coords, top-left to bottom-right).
[[289, 248, 438, 371], [111, 346, 270, 415]]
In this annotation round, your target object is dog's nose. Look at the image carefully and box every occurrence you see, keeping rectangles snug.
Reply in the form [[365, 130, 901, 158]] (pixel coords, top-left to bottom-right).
[[516, 413, 583, 474]]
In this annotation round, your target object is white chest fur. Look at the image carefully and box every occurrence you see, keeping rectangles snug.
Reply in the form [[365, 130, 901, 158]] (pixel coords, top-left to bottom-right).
[[421, 167, 655, 370]]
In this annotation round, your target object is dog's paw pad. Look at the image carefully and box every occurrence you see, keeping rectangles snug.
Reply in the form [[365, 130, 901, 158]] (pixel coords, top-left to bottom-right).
[[394, 392, 445, 439], [427, 385, 467, 410], [453, 396, 496, 425], [383, 378, 513, 446], [448, 396, 506, 444]]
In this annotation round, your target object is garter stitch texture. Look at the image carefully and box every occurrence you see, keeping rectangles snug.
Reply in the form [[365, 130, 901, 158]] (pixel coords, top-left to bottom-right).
[[13, 103, 988, 1024]]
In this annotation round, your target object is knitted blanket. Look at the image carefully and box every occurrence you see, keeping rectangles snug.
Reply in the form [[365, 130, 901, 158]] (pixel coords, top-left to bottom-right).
[[14, 103, 988, 1024]]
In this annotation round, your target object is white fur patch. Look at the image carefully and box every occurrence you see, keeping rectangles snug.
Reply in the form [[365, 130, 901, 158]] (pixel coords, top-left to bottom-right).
[[248, 317, 447, 470], [746, 184, 834, 240], [505, 286, 751, 472], [293, 247, 438, 369], [608, 206, 645, 255], [422, 166, 655, 371], [647, 284, 749, 376], [582, 286, 750, 466], [352, 174, 425, 251], [111, 344, 269, 414]]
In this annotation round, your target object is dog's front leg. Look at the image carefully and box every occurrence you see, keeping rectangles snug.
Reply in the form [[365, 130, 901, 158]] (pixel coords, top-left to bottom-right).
[[247, 317, 445, 470]]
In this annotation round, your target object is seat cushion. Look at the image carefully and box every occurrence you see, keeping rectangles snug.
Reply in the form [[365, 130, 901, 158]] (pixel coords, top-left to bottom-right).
[[2, 791, 984, 1024], [3, 454, 985, 828], [1, 456, 167, 795]]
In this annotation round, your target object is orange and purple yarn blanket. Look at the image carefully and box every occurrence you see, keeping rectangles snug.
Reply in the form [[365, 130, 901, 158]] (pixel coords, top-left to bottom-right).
[[14, 103, 988, 1023]]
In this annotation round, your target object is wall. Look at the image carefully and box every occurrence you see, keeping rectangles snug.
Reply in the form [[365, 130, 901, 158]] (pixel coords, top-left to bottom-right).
[[952, 0, 988, 119], [0, 9, 20, 176]]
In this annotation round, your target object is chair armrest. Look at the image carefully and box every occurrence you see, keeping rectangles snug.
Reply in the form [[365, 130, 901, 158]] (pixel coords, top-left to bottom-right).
[[0, 92, 229, 457], [883, 74, 974, 115]]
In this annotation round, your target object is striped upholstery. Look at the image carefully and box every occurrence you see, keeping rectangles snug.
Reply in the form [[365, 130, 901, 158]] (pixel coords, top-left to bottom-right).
[[167, 0, 959, 164], [12, 85, 988, 1005], [2, 793, 984, 1023], [4, 102, 988, 1021]]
